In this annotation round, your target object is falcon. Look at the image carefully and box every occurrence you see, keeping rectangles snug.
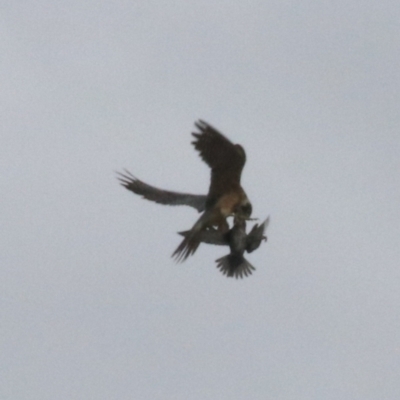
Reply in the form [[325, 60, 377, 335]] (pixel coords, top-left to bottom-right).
[[117, 120, 253, 262], [172, 120, 252, 262]]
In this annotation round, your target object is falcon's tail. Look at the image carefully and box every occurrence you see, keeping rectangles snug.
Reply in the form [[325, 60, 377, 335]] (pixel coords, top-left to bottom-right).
[[215, 254, 255, 279], [172, 211, 212, 262], [172, 235, 201, 263]]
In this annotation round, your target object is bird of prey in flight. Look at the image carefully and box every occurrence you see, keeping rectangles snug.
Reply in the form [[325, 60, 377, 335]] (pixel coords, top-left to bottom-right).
[[172, 120, 252, 261], [179, 217, 269, 278], [117, 120, 253, 262]]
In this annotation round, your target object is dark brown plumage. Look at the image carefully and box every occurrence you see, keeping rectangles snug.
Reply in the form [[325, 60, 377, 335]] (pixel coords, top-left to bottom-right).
[[172, 120, 252, 262]]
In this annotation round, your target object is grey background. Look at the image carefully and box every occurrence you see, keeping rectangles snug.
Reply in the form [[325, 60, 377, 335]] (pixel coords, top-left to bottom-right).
[[2, 1, 400, 399]]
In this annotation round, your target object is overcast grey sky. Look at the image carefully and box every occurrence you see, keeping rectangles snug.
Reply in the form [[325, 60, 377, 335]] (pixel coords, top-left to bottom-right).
[[1, 1, 400, 399]]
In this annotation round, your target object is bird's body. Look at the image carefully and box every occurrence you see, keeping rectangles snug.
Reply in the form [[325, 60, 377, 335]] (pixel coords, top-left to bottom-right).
[[179, 217, 269, 278], [172, 120, 252, 262], [216, 218, 253, 278]]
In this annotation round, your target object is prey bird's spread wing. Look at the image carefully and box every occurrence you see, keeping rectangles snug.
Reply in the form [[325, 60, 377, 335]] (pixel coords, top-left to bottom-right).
[[246, 217, 270, 253], [192, 120, 247, 200], [117, 170, 207, 212]]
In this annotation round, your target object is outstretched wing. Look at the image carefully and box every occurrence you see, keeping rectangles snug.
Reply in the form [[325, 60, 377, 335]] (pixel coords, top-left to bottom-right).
[[117, 170, 207, 212], [246, 217, 270, 253], [191, 120, 247, 200]]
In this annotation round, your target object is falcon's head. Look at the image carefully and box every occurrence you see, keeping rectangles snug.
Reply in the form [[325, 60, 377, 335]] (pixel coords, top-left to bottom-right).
[[235, 198, 252, 220]]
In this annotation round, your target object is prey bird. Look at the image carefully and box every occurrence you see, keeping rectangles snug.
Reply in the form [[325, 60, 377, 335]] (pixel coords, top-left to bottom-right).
[[179, 217, 269, 278]]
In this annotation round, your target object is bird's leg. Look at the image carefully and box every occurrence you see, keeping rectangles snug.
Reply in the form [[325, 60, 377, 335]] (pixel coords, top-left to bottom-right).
[[217, 219, 230, 233], [245, 217, 259, 221]]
